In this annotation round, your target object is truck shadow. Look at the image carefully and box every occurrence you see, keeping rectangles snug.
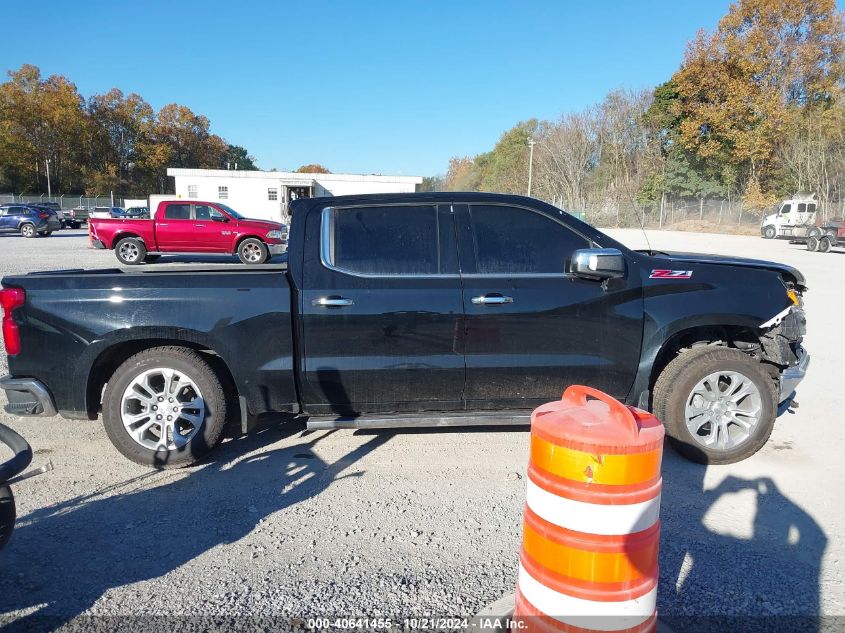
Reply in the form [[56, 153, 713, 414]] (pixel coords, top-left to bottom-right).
[[657, 449, 827, 632], [0, 421, 390, 630]]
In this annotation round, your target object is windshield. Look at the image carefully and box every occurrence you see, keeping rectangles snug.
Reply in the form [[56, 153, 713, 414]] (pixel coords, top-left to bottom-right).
[[216, 203, 245, 220]]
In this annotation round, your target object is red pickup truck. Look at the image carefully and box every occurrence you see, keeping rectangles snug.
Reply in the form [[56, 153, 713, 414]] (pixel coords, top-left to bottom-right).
[[89, 200, 288, 265]]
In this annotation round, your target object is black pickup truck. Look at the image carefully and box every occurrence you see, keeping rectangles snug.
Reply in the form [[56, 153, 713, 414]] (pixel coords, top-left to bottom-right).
[[0, 193, 809, 467]]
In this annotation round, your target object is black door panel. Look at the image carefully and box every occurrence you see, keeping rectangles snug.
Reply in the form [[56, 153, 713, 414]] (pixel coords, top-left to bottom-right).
[[300, 203, 465, 414], [456, 203, 643, 408]]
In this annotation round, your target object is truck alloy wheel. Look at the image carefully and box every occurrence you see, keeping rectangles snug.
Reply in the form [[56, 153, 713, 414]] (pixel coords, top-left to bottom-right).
[[762, 226, 776, 239], [120, 367, 206, 452], [238, 238, 269, 264], [684, 370, 762, 450], [807, 236, 819, 251], [115, 237, 147, 265], [653, 346, 777, 464], [102, 347, 228, 467]]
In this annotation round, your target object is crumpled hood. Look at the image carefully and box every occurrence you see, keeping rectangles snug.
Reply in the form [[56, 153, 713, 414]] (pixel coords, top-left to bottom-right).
[[650, 251, 807, 288]]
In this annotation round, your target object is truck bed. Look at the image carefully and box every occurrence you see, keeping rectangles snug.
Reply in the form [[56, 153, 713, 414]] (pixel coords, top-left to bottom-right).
[[2, 265, 297, 419]]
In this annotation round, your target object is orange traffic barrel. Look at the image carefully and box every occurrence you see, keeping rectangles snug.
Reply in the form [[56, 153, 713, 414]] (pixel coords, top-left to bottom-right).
[[513, 385, 665, 633]]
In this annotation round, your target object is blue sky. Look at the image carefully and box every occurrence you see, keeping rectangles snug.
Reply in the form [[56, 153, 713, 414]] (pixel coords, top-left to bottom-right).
[[4, 1, 735, 176]]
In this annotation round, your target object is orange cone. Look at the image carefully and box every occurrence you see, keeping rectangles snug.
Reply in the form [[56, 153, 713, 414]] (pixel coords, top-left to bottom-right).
[[513, 385, 665, 633]]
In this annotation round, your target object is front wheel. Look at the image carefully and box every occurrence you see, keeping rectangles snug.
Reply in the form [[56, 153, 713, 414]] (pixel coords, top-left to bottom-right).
[[20, 223, 36, 238], [115, 237, 147, 265], [101, 347, 229, 468], [762, 225, 776, 239], [237, 238, 269, 264], [653, 346, 777, 465]]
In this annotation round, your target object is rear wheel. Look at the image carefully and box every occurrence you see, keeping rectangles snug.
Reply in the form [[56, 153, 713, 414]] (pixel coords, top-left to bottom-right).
[[20, 223, 36, 238], [762, 225, 776, 239], [115, 237, 147, 265], [807, 236, 820, 251], [237, 238, 269, 265], [101, 347, 229, 468], [653, 346, 777, 465], [819, 237, 833, 253]]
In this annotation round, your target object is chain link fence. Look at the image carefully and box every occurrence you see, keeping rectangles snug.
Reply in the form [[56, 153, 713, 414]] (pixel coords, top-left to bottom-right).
[[0, 194, 127, 209]]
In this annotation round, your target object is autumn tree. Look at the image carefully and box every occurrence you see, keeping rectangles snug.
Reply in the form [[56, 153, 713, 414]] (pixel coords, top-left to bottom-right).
[[295, 164, 331, 173], [222, 145, 258, 171], [0, 64, 88, 193], [671, 0, 845, 194], [85, 88, 154, 195]]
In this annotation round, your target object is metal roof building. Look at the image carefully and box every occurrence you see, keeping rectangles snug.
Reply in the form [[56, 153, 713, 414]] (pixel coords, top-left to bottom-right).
[[167, 168, 423, 222]]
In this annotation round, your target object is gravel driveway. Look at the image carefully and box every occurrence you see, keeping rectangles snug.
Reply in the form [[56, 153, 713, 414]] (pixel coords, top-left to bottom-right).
[[0, 228, 841, 632]]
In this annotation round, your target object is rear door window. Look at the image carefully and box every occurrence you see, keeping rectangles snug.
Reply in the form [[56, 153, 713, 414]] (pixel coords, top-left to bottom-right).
[[468, 204, 589, 274], [163, 204, 191, 220], [325, 205, 447, 275]]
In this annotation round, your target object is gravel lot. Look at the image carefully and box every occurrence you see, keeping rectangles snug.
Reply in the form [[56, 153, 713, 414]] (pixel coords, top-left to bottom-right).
[[0, 228, 842, 631]]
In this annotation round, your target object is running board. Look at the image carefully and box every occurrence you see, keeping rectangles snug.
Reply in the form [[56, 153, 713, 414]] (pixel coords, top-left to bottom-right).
[[306, 411, 532, 431]]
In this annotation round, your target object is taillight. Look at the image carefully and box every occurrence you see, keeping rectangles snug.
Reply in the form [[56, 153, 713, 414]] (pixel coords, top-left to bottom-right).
[[0, 288, 25, 356], [38, 212, 49, 219]]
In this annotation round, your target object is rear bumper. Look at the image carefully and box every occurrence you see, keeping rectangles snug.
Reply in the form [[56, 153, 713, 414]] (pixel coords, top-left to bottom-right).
[[779, 347, 809, 403], [0, 376, 58, 417], [91, 239, 106, 249]]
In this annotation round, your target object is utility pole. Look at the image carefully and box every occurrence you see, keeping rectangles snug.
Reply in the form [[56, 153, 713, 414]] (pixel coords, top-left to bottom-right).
[[45, 159, 52, 199], [527, 137, 536, 197]]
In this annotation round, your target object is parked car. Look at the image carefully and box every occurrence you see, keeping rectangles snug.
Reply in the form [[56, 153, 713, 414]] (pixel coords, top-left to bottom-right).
[[124, 206, 150, 219], [67, 207, 91, 224], [28, 204, 78, 230], [0, 193, 808, 469], [89, 200, 288, 265], [0, 204, 62, 237], [91, 206, 128, 219]]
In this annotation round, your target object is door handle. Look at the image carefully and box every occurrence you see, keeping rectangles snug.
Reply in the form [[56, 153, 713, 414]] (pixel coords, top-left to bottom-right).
[[313, 296, 354, 307], [158, 223, 168, 227], [195, 224, 205, 228], [471, 294, 514, 305]]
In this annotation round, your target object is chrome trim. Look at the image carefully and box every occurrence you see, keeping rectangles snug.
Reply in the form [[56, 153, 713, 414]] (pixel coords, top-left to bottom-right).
[[471, 295, 514, 305], [312, 297, 354, 307], [0, 376, 58, 417], [779, 347, 810, 402]]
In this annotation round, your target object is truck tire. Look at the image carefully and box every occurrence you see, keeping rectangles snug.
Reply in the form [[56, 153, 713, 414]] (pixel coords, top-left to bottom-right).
[[237, 238, 269, 264], [653, 346, 778, 465], [101, 347, 229, 468], [818, 237, 833, 253], [20, 223, 36, 238], [807, 236, 819, 251], [762, 225, 776, 239], [115, 237, 147, 265]]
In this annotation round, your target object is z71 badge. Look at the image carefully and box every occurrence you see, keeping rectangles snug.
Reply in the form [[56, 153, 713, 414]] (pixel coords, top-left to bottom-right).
[[650, 269, 693, 279]]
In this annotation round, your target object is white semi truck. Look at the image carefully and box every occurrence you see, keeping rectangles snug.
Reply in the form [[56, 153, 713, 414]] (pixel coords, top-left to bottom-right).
[[760, 193, 818, 239]]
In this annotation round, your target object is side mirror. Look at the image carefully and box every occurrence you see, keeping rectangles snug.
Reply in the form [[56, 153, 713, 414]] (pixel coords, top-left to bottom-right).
[[212, 215, 228, 223], [569, 248, 626, 280]]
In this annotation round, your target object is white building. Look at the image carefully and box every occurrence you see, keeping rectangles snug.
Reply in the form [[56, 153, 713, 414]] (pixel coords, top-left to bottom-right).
[[167, 168, 423, 222]]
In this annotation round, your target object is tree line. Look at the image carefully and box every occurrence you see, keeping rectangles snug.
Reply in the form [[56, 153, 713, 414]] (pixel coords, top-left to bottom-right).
[[0, 64, 258, 197], [426, 0, 845, 224]]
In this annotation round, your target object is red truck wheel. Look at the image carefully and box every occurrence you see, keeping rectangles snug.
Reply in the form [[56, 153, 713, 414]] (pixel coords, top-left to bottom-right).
[[115, 237, 147, 265], [237, 238, 269, 264]]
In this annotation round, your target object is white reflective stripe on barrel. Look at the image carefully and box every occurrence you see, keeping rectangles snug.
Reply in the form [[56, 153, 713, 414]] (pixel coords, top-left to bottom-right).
[[526, 478, 661, 536], [517, 562, 656, 631]]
